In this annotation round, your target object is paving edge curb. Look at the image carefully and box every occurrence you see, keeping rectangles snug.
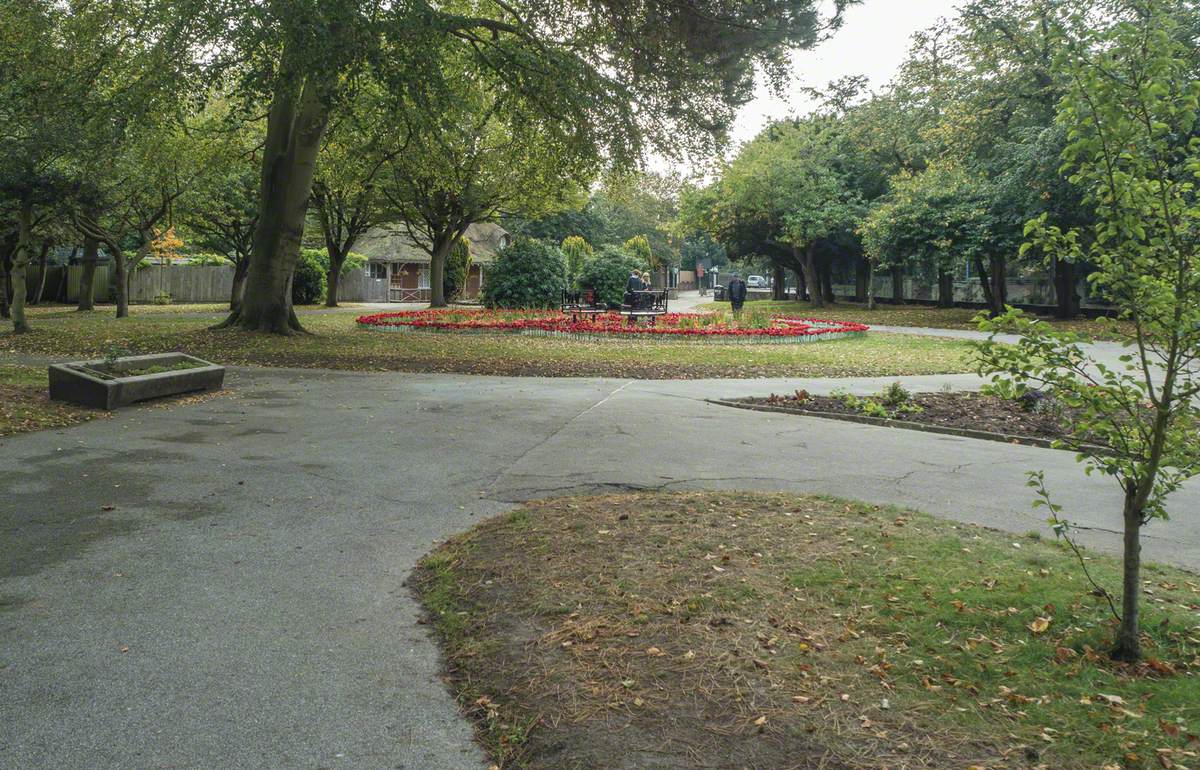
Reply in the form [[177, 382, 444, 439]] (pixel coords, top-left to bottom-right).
[[705, 398, 1112, 455]]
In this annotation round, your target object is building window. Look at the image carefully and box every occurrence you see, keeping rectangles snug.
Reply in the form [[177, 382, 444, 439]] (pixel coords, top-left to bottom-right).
[[418, 267, 430, 289], [368, 263, 387, 279]]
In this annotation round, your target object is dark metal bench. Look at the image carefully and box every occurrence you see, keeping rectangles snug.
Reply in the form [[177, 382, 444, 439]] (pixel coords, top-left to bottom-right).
[[620, 289, 669, 325], [561, 289, 607, 321]]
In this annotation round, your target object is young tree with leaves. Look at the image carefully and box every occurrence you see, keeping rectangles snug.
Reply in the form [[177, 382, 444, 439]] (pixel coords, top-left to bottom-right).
[[381, 46, 593, 308], [560, 236, 593, 288], [311, 88, 403, 307], [976, 2, 1200, 662]]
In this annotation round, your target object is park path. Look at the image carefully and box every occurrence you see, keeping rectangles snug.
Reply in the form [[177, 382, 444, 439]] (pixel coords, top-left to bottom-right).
[[2, 348, 1197, 768]]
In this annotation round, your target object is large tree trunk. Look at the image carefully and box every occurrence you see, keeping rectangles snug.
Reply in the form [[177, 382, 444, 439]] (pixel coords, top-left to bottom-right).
[[11, 202, 33, 333], [800, 245, 823, 309], [772, 264, 786, 301], [1053, 257, 1079, 319], [890, 265, 904, 304], [1112, 492, 1143, 662], [988, 255, 1007, 317], [819, 257, 834, 304], [429, 237, 453, 308], [793, 268, 806, 302], [325, 264, 341, 307], [854, 257, 869, 303], [230, 253, 250, 312], [219, 62, 330, 334], [937, 270, 954, 308], [77, 235, 99, 311]]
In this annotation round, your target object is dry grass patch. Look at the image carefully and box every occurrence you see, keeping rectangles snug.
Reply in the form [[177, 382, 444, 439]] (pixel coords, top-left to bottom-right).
[[0, 365, 102, 437], [413, 493, 1200, 770]]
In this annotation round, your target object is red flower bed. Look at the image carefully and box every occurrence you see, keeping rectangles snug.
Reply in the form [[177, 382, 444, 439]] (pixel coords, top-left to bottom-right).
[[356, 309, 868, 341]]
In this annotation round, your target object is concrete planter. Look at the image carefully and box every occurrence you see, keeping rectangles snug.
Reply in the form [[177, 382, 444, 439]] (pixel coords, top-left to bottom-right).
[[49, 353, 225, 410]]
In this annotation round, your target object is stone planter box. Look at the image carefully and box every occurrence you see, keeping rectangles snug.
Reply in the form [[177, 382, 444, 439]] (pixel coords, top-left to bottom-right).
[[49, 353, 225, 410]]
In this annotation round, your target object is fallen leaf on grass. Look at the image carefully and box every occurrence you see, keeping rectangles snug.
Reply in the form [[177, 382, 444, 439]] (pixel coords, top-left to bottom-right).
[[1028, 617, 1052, 634]]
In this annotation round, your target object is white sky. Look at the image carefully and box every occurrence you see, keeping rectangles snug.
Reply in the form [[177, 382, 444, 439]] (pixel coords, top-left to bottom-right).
[[712, 0, 962, 166]]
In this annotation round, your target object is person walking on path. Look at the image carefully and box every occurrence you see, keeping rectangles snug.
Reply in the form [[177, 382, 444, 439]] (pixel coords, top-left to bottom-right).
[[728, 273, 748, 315]]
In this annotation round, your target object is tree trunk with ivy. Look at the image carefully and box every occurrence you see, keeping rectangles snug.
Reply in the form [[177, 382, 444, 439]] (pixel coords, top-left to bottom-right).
[[890, 265, 904, 304]]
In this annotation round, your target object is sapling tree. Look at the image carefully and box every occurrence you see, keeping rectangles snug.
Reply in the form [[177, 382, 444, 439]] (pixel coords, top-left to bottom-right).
[[560, 236, 593, 289], [975, 2, 1200, 662]]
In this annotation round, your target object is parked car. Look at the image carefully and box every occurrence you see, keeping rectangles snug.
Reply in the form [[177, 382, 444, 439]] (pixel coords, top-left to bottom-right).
[[746, 275, 768, 288]]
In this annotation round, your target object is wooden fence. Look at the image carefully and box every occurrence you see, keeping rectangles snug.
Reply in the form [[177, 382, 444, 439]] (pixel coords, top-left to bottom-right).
[[54, 263, 385, 305]]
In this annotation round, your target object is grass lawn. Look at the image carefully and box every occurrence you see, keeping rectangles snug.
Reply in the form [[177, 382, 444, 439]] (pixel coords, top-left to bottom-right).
[[414, 493, 1200, 770], [0, 364, 102, 437], [699, 300, 1132, 340], [0, 306, 978, 379]]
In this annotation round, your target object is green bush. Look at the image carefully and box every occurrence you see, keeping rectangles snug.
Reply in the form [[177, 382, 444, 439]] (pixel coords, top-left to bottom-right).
[[443, 240, 472, 300], [481, 237, 566, 309], [311, 249, 367, 275], [293, 249, 327, 305], [184, 252, 232, 266], [577, 245, 643, 308]]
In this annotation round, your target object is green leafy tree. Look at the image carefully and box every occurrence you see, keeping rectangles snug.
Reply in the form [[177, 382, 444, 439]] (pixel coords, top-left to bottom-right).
[[861, 164, 993, 310], [181, 115, 262, 311], [976, 3, 1200, 662], [216, 0, 857, 332], [381, 45, 591, 309], [311, 86, 401, 307], [623, 235, 654, 271], [577, 245, 643, 308], [481, 237, 566, 309], [560, 235, 593, 288]]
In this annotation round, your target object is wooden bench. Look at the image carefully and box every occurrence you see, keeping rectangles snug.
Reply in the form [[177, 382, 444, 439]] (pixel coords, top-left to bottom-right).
[[620, 289, 669, 325], [561, 289, 608, 321]]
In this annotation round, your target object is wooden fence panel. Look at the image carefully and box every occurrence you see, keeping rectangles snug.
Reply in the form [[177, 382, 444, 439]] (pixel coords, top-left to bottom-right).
[[337, 268, 388, 302], [66, 265, 111, 303], [129, 265, 234, 304]]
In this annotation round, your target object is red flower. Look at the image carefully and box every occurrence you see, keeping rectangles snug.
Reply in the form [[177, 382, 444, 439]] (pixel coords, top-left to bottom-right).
[[355, 309, 869, 339]]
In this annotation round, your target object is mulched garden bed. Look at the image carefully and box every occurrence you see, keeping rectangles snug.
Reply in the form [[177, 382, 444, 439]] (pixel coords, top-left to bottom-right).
[[730, 389, 1081, 445]]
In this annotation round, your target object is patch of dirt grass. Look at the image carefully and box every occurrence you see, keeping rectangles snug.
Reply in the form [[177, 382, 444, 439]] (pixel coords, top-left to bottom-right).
[[742, 389, 1081, 443], [0, 365, 102, 437], [0, 309, 977, 379], [699, 301, 1133, 341], [413, 493, 1200, 770]]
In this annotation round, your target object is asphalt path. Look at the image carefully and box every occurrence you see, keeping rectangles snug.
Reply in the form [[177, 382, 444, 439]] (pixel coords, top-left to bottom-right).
[[2, 364, 1197, 769]]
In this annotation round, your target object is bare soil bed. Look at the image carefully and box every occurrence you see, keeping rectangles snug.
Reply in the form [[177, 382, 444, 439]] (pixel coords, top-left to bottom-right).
[[742, 390, 1077, 443]]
